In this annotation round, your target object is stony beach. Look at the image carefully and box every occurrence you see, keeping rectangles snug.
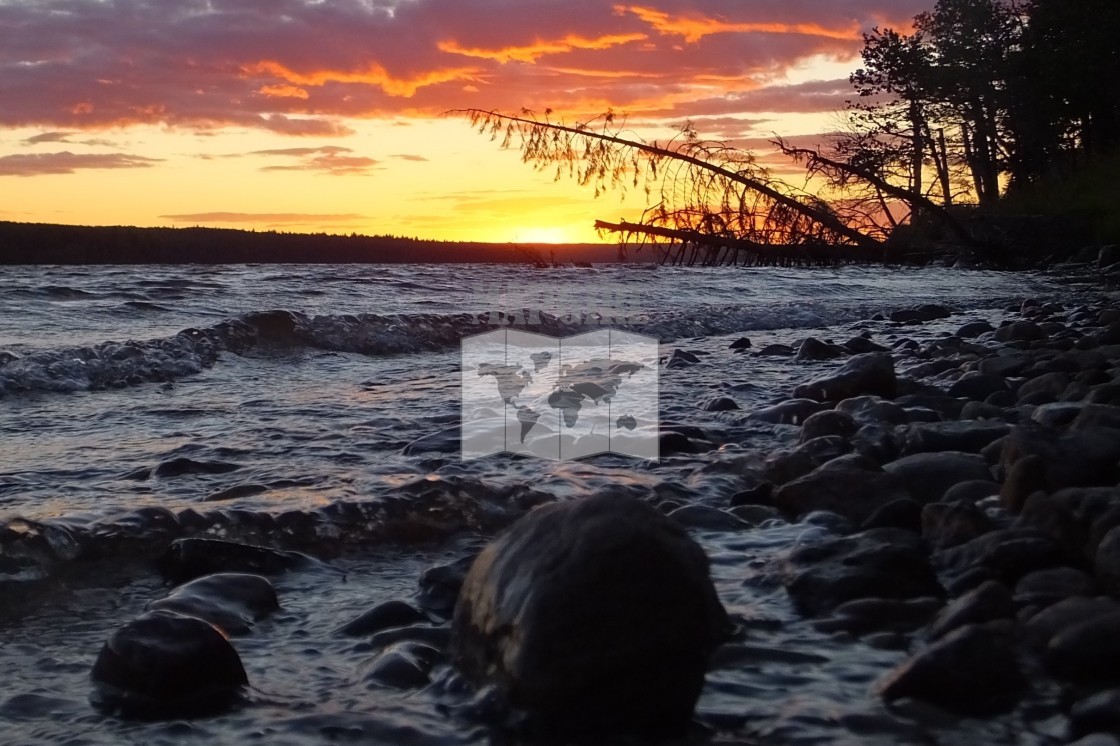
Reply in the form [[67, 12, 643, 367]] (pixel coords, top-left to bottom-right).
[[3, 260, 1120, 744]]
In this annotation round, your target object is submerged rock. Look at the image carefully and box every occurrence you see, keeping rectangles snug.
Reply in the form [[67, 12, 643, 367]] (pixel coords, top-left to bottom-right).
[[158, 537, 324, 583], [450, 494, 729, 734], [90, 612, 248, 719], [147, 573, 278, 636], [337, 600, 428, 637]]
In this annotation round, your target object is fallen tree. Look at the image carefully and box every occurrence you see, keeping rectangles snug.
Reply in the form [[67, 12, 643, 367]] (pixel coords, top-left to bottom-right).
[[451, 109, 892, 264]]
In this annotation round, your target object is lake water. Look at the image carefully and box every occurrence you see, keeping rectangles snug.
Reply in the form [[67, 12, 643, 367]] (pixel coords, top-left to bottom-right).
[[0, 262, 1081, 744]]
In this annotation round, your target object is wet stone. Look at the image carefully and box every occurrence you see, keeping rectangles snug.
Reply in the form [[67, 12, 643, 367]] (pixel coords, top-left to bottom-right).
[[878, 623, 1026, 715], [158, 537, 323, 583], [1071, 688, 1120, 739], [147, 573, 278, 636], [667, 505, 750, 531], [1013, 567, 1096, 608], [882, 452, 994, 505], [337, 600, 429, 637], [928, 579, 1014, 641], [361, 642, 439, 690], [701, 396, 739, 412], [451, 495, 728, 735], [793, 352, 897, 403], [780, 528, 943, 616], [90, 612, 248, 719], [416, 554, 477, 619], [1023, 596, 1120, 649], [1046, 611, 1120, 681]]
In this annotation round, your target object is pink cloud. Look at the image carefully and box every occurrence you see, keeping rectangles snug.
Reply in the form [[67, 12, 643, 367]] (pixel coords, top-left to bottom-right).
[[0, 0, 930, 133]]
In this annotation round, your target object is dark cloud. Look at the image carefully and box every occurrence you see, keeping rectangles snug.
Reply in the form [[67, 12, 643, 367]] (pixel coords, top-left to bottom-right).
[[0, 151, 161, 176]]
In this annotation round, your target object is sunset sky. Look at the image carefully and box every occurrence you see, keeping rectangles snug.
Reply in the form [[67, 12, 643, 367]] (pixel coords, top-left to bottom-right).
[[0, 0, 927, 243]]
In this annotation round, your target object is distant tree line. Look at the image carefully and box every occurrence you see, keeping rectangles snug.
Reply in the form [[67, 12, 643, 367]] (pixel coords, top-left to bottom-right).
[[0, 221, 622, 265]]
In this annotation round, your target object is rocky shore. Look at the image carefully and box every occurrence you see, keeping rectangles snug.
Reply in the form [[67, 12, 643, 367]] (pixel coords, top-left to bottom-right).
[[5, 266, 1120, 743]]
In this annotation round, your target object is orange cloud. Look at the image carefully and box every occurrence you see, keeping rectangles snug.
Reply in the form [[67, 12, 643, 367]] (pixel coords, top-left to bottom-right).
[[243, 60, 481, 98], [618, 5, 861, 43], [259, 83, 310, 99], [438, 32, 647, 64]]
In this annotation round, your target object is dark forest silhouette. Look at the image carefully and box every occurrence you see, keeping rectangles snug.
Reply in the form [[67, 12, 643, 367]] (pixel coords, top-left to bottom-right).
[[0, 221, 633, 265]]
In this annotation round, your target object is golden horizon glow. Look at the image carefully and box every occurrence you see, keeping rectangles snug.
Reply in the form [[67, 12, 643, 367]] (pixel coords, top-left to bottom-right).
[[0, 0, 927, 245]]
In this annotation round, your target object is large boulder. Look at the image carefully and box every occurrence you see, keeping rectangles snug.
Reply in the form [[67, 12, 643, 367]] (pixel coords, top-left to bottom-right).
[[450, 495, 729, 734], [793, 352, 897, 403], [90, 612, 248, 718]]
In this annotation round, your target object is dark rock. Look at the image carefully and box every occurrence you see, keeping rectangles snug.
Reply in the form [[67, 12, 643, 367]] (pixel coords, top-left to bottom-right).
[[942, 480, 1000, 504], [1095, 525, 1120, 595], [878, 623, 1026, 715], [337, 600, 428, 637], [147, 573, 278, 636], [772, 468, 911, 524], [795, 337, 845, 361], [852, 423, 901, 464], [815, 596, 942, 635], [836, 395, 907, 426], [1071, 688, 1120, 738], [729, 482, 774, 507], [780, 528, 943, 616], [793, 352, 896, 402], [450, 495, 729, 734], [402, 426, 461, 455], [883, 452, 994, 504], [843, 336, 890, 354], [361, 642, 438, 690], [922, 501, 995, 550], [1000, 455, 1048, 513], [667, 505, 750, 531], [416, 554, 477, 618], [755, 343, 795, 357], [814, 452, 882, 473], [746, 398, 827, 425], [1031, 402, 1086, 428], [994, 321, 1045, 343], [957, 321, 995, 339], [153, 458, 240, 478], [1046, 611, 1120, 681], [997, 425, 1120, 490], [933, 528, 1066, 593], [947, 373, 1009, 401], [928, 580, 1014, 641], [1017, 487, 1120, 561], [1017, 372, 1071, 403], [860, 498, 924, 533], [1013, 567, 1096, 608], [729, 337, 752, 350], [667, 349, 701, 367], [1072, 403, 1120, 431], [158, 538, 324, 583], [901, 420, 1011, 455], [90, 612, 248, 718], [701, 396, 739, 412], [1024, 596, 1120, 649], [800, 410, 857, 442]]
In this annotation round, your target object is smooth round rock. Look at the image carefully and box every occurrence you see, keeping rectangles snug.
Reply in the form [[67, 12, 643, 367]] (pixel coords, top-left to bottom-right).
[[90, 612, 248, 718], [451, 495, 729, 734]]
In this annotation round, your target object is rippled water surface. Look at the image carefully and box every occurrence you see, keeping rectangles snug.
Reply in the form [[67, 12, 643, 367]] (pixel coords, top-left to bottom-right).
[[0, 262, 1085, 744]]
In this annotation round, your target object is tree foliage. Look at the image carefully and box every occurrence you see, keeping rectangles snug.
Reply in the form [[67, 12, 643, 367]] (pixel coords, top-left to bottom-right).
[[454, 108, 885, 264]]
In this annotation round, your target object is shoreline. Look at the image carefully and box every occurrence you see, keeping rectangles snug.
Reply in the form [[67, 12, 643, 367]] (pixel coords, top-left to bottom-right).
[[3, 281, 1120, 742]]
